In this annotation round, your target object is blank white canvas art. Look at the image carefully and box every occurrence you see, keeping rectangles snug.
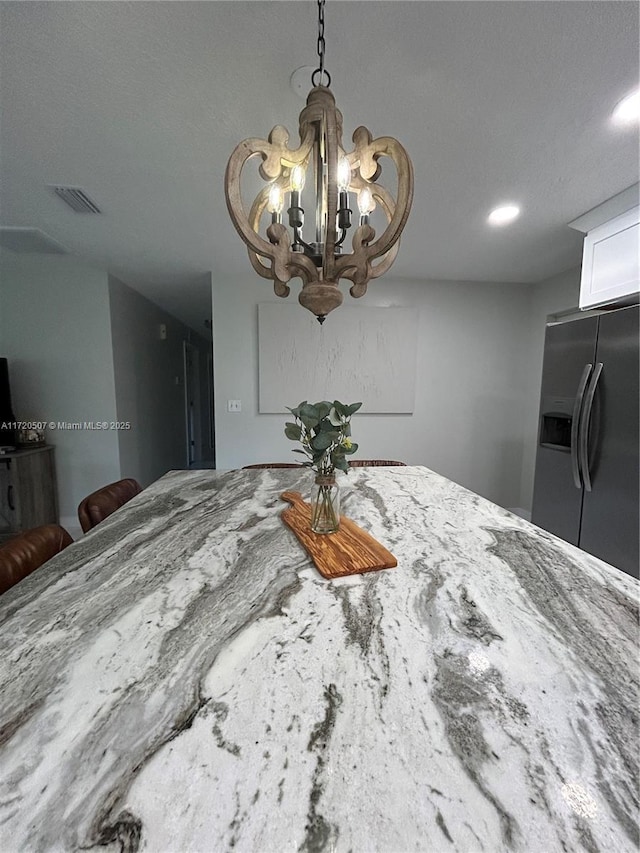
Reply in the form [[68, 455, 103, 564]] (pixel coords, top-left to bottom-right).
[[258, 303, 417, 413]]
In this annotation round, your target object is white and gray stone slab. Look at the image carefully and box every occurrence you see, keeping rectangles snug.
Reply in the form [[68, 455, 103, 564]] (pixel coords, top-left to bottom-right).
[[0, 466, 637, 853]]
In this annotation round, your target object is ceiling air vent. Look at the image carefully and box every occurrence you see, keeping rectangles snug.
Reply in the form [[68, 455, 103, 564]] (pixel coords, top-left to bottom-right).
[[49, 185, 101, 213]]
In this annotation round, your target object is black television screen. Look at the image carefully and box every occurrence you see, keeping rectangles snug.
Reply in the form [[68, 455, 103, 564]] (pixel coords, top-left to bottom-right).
[[0, 358, 17, 449]]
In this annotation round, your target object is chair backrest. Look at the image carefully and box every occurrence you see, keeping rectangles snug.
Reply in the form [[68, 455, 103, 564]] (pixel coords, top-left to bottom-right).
[[243, 463, 305, 469], [77, 478, 142, 533], [349, 460, 407, 467], [0, 524, 73, 595]]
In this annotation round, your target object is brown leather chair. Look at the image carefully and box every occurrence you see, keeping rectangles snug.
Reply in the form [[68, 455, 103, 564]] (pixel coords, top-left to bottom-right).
[[0, 524, 73, 595], [78, 478, 142, 533], [349, 460, 406, 467], [243, 463, 304, 469]]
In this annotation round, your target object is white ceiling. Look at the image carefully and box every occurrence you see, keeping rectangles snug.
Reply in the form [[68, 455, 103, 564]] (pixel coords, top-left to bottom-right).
[[1, 1, 638, 332]]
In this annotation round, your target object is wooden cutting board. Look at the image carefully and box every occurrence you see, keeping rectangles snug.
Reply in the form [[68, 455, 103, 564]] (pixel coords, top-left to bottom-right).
[[280, 491, 397, 579]]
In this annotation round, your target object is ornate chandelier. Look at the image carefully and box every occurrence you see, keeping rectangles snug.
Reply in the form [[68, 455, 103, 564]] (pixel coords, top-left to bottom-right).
[[224, 0, 413, 323]]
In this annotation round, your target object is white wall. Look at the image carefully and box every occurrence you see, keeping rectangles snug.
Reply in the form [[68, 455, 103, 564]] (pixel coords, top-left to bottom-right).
[[519, 267, 581, 511], [0, 250, 578, 521], [108, 276, 213, 486], [0, 250, 121, 522], [212, 275, 534, 509]]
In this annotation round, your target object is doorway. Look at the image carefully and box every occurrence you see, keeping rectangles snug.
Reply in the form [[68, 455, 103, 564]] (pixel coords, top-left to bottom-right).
[[183, 340, 215, 469], [183, 341, 199, 467]]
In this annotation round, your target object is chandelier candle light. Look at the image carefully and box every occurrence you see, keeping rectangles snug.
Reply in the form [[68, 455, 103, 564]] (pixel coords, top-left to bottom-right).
[[225, 0, 414, 323]]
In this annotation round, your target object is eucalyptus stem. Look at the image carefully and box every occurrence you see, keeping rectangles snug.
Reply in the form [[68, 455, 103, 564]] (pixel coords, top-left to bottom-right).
[[313, 484, 338, 527]]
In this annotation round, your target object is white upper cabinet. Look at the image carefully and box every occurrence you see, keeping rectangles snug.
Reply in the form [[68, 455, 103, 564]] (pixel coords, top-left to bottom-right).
[[569, 187, 639, 311], [578, 206, 639, 309]]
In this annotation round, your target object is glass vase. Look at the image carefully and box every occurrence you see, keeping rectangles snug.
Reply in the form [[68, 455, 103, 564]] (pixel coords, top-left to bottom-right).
[[310, 474, 340, 534]]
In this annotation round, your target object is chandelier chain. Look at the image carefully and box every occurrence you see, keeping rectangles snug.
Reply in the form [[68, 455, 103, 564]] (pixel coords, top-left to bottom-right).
[[317, 0, 325, 74], [312, 0, 331, 87]]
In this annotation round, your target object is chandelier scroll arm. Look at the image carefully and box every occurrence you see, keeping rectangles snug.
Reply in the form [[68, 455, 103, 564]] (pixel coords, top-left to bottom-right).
[[246, 187, 317, 289], [247, 186, 285, 287], [225, 147, 282, 264], [248, 185, 290, 293], [334, 217, 399, 298], [258, 126, 315, 180], [342, 242, 400, 297], [355, 137, 412, 253], [247, 249, 290, 297], [333, 180, 399, 288], [247, 186, 282, 280], [224, 127, 317, 280], [247, 245, 318, 296], [265, 222, 296, 284]]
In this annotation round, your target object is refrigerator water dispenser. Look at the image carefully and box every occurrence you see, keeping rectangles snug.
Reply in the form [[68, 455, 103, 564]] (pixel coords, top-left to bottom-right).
[[539, 396, 574, 450]]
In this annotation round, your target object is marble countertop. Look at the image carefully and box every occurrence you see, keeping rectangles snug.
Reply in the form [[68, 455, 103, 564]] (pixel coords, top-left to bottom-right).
[[0, 466, 637, 853]]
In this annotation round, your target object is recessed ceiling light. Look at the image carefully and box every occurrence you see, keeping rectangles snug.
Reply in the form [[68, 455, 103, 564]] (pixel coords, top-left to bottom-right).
[[612, 89, 640, 125], [488, 205, 520, 226]]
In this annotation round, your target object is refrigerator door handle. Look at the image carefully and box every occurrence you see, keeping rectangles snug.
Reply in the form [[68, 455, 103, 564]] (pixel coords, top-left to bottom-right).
[[571, 364, 592, 489], [579, 362, 603, 493]]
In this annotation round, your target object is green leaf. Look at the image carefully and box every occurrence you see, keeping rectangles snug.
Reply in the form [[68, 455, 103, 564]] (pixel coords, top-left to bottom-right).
[[332, 455, 349, 473], [311, 431, 335, 452], [343, 422, 351, 437], [343, 442, 358, 455], [328, 407, 343, 426], [319, 418, 337, 432], [291, 448, 308, 454], [333, 400, 347, 417], [315, 401, 331, 420], [300, 402, 318, 418], [284, 422, 302, 441], [345, 402, 362, 416], [299, 403, 320, 429]]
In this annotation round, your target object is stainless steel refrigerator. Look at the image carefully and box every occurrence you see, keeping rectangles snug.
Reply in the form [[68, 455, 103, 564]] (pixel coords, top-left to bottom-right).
[[531, 304, 639, 578]]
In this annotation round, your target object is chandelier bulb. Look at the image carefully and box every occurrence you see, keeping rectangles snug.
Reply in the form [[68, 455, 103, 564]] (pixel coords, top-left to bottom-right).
[[357, 186, 375, 216], [337, 158, 351, 192], [267, 184, 283, 215], [290, 165, 306, 192]]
